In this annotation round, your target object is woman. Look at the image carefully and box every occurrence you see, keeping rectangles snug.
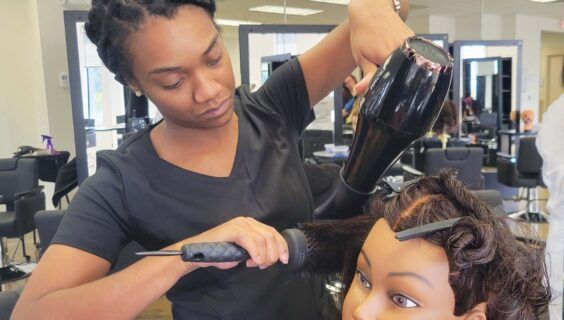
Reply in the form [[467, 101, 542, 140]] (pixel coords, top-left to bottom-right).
[[430, 99, 458, 148], [13, 0, 413, 319], [342, 74, 358, 118], [301, 173, 551, 319]]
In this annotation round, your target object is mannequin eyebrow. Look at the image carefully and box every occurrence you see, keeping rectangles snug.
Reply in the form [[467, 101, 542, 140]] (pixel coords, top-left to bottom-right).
[[388, 272, 433, 287], [360, 250, 372, 268]]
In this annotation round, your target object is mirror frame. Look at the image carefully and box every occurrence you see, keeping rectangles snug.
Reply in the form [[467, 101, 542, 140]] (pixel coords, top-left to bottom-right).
[[64, 10, 91, 185], [453, 40, 523, 138], [416, 34, 449, 49]]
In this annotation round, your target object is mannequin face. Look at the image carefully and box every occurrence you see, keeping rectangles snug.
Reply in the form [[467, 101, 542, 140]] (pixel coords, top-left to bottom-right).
[[342, 219, 485, 320]]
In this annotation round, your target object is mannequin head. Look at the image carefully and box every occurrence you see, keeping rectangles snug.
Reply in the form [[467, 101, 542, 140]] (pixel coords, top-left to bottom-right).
[[342, 218, 487, 320], [520, 110, 534, 132], [303, 173, 550, 319], [338, 173, 550, 319]]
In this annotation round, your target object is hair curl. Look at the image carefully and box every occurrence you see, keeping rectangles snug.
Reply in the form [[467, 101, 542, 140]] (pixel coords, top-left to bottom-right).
[[85, 0, 216, 84], [304, 172, 551, 319]]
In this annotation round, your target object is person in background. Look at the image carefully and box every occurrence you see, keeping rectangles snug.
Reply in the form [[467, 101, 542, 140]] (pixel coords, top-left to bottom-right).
[[462, 92, 478, 120], [12, 0, 414, 319], [537, 88, 564, 320], [429, 100, 458, 149], [342, 74, 358, 119]]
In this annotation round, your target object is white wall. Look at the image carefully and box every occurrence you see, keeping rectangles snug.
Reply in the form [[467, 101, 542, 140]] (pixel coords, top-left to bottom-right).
[[515, 14, 563, 124], [429, 15, 455, 42], [540, 32, 564, 119], [481, 14, 503, 40], [455, 14, 482, 41], [221, 26, 242, 87], [36, 1, 75, 155], [406, 15, 430, 34], [0, 0, 49, 158]]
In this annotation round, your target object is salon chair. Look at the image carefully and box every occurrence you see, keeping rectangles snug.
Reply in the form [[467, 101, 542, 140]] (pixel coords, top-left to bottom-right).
[[15, 151, 70, 183], [411, 138, 442, 171], [497, 136, 548, 222], [0, 158, 45, 285], [424, 147, 484, 190], [470, 112, 498, 141], [403, 147, 484, 190], [52, 158, 78, 208]]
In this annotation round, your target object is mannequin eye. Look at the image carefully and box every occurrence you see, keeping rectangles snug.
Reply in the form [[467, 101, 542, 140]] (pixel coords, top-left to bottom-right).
[[356, 269, 372, 289], [390, 293, 419, 308]]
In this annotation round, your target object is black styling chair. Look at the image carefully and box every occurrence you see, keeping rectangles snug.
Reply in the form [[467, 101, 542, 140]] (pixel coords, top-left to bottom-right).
[[0, 158, 45, 285], [52, 158, 78, 208], [497, 136, 548, 222], [424, 147, 484, 190]]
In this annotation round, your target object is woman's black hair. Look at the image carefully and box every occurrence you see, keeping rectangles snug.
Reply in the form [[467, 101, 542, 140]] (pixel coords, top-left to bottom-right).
[[303, 172, 551, 319], [85, 0, 216, 84]]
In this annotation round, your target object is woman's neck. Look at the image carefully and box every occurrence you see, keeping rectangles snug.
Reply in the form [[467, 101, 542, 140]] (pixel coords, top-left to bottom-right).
[[151, 114, 238, 158]]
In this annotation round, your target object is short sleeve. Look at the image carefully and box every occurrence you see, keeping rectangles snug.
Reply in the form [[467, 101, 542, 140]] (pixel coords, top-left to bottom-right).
[[252, 58, 313, 136], [51, 163, 130, 265]]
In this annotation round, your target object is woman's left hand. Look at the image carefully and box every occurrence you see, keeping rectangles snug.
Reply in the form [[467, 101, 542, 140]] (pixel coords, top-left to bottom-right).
[[348, 0, 415, 95]]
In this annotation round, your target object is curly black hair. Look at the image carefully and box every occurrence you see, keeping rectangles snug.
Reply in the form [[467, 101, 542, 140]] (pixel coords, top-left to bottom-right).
[[302, 172, 551, 319], [85, 0, 216, 84]]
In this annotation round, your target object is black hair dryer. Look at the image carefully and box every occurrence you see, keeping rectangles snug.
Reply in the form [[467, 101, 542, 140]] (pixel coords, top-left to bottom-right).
[[314, 37, 453, 220]]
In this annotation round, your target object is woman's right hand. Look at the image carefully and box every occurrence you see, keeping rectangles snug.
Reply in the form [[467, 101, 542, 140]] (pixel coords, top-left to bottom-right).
[[175, 217, 289, 273]]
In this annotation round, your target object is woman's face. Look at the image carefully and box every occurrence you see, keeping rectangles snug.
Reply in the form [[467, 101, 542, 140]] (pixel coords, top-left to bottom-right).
[[342, 219, 464, 320], [127, 6, 236, 129]]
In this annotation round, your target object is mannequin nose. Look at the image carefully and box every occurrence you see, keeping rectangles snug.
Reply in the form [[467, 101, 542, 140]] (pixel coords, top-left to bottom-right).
[[352, 296, 385, 320]]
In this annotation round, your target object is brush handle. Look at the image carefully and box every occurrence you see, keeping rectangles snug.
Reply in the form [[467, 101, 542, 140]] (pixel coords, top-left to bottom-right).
[[180, 242, 249, 262]]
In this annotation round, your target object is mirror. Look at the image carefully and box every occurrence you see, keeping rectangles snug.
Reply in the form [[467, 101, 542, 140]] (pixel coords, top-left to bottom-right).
[[462, 58, 500, 115], [239, 25, 344, 145], [453, 41, 522, 147]]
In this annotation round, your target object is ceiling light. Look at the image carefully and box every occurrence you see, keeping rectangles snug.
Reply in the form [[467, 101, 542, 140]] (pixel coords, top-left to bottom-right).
[[309, 0, 349, 4], [216, 19, 261, 27], [249, 5, 324, 16]]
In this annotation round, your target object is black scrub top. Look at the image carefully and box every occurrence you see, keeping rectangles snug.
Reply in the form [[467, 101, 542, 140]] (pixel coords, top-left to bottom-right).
[[52, 59, 325, 319]]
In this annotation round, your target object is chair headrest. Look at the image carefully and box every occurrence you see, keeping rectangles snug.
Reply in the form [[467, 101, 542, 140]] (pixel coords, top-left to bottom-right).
[[444, 148, 470, 161], [0, 158, 19, 171]]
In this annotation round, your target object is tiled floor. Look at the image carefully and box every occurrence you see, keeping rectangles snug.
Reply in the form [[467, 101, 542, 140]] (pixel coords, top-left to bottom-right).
[[0, 191, 554, 319]]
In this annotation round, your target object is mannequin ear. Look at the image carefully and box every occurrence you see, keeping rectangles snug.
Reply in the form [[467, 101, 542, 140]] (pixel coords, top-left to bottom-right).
[[463, 302, 486, 320]]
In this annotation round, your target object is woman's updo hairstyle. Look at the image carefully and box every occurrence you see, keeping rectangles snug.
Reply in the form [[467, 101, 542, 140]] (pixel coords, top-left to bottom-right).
[[85, 0, 216, 84]]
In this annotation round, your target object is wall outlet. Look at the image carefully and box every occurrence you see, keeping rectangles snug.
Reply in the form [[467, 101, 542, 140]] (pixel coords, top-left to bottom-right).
[[59, 73, 69, 88]]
